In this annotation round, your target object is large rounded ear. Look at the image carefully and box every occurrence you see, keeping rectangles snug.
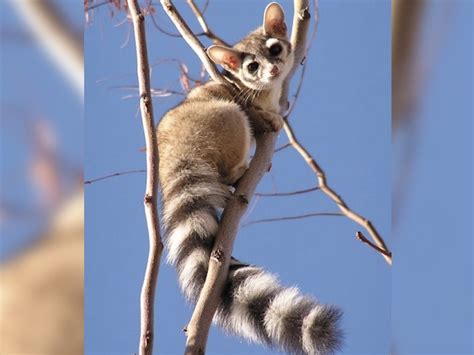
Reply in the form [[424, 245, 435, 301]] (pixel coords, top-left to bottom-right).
[[207, 45, 242, 71], [263, 2, 287, 38]]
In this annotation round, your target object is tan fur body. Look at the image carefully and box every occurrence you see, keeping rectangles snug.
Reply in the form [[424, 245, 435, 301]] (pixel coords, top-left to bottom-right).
[[158, 82, 251, 185]]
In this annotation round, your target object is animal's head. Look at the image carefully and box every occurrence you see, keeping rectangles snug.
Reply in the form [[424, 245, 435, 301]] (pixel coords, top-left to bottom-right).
[[207, 2, 293, 91]]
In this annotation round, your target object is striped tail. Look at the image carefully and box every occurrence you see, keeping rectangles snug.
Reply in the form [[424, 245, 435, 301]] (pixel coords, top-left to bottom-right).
[[161, 159, 343, 354]]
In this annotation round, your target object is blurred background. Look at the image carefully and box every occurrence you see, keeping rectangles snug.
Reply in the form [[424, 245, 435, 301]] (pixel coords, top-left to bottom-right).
[[0, 0, 472, 354], [1, 0, 83, 353], [391, 0, 472, 353]]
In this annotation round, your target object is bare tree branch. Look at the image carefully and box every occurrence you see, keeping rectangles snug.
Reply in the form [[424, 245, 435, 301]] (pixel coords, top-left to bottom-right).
[[9, 0, 83, 97], [271, 0, 392, 263], [127, 1, 164, 354], [356, 231, 392, 259], [159, 0, 228, 86], [186, 0, 229, 46], [149, 10, 193, 38], [182, 1, 312, 354], [282, 120, 392, 265]]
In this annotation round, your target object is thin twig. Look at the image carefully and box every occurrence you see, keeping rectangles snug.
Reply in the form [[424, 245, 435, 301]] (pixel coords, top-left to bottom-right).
[[127, 1, 164, 354], [273, 142, 292, 153], [285, 60, 307, 117], [149, 0, 221, 44], [150, 58, 204, 84], [283, 120, 392, 265], [84, 169, 146, 185], [186, 0, 229, 46], [255, 185, 319, 197], [356, 231, 392, 258], [149, 10, 203, 38], [159, 0, 228, 86], [200, 0, 210, 14], [182, 2, 312, 354], [243, 212, 343, 227]]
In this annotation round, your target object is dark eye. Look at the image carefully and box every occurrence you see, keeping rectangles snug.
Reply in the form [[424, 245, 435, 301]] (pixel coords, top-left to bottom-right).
[[247, 62, 259, 73], [269, 43, 282, 56]]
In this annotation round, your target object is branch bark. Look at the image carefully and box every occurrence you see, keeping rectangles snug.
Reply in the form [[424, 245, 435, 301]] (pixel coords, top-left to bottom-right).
[[127, 1, 164, 354], [181, 1, 312, 354]]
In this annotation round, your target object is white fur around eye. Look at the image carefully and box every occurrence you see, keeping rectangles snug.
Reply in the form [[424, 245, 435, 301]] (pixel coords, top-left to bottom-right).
[[265, 38, 280, 48], [242, 56, 258, 71]]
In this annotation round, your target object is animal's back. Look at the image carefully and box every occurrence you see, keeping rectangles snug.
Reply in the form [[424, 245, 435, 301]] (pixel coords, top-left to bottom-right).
[[158, 84, 251, 184]]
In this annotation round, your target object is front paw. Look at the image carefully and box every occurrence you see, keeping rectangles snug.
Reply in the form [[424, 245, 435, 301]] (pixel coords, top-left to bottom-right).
[[258, 110, 284, 132], [267, 112, 284, 131]]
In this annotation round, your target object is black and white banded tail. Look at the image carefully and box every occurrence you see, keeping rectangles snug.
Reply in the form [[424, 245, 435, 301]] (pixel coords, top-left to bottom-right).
[[160, 159, 342, 354]]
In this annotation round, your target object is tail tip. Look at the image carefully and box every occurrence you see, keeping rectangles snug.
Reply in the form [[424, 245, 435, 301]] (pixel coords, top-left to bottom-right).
[[302, 304, 344, 354]]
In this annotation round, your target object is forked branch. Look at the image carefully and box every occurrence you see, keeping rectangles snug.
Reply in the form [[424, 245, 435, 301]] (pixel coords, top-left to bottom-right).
[[127, 1, 164, 354], [283, 120, 392, 264]]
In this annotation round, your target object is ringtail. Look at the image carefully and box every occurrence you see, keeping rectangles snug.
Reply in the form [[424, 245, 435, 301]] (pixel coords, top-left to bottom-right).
[[157, 3, 342, 354]]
